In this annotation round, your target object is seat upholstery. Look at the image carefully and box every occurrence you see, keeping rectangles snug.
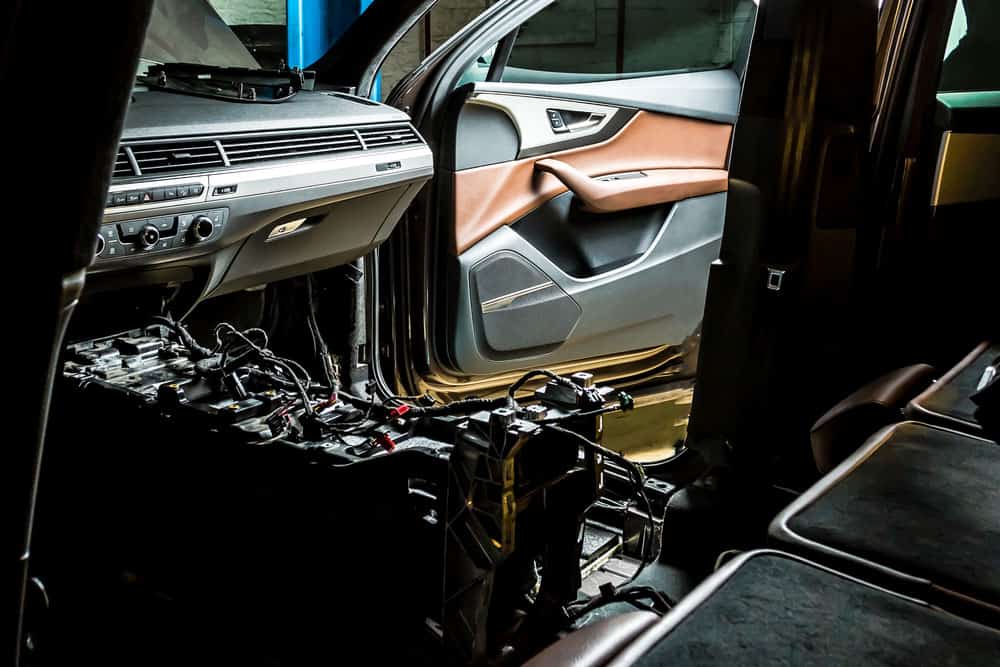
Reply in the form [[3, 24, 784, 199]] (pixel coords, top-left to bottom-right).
[[608, 551, 1000, 666], [523, 611, 658, 667], [907, 341, 997, 436], [771, 421, 1000, 625], [810, 364, 936, 473]]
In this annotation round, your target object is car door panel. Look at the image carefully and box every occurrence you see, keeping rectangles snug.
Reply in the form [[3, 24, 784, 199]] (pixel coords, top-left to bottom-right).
[[445, 61, 740, 376], [453, 192, 726, 374], [483, 67, 743, 124], [454, 104, 733, 253]]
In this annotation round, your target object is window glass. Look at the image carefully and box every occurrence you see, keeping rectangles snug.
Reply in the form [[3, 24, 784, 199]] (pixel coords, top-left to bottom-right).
[[504, 0, 757, 81], [939, 0, 999, 92]]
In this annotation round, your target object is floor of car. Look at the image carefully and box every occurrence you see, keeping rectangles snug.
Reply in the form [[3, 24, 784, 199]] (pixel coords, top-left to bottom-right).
[[575, 557, 702, 628]]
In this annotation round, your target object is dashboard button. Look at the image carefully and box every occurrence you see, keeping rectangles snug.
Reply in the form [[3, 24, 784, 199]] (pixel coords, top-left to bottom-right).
[[140, 191, 154, 203], [151, 216, 175, 233], [175, 185, 189, 198], [100, 226, 118, 242], [125, 192, 141, 205], [166, 187, 179, 199], [190, 184, 205, 196], [151, 188, 165, 202], [111, 193, 127, 206], [118, 221, 142, 238], [103, 241, 124, 259]]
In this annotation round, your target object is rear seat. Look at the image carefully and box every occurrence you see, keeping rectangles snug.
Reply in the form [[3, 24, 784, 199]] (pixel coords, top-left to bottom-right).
[[527, 344, 1000, 664], [907, 340, 997, 437], [809, 364, 936, 473], [770, 421, 1000, 626], [525, 551, 1000, 665], [809, 340, 996, 473]]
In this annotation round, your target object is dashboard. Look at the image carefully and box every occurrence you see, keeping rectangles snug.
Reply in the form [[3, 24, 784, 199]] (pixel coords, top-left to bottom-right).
[[95, 89, 434, 296]]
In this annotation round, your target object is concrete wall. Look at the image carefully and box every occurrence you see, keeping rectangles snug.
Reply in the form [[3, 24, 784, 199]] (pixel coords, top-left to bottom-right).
[[210, 0, 286, 24]]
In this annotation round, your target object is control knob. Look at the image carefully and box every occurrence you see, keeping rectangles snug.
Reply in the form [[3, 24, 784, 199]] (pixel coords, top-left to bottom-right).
[[188, 215, 215, 243], [138, 224, 160, 249], [95, 234, 106, 257]]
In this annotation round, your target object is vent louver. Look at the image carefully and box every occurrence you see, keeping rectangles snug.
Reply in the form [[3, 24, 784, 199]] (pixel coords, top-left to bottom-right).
[[220, 127, 363, 165], [113, 148, 134, 178], [130, 140, 226, 176], [113, 123, 422, 181], [358, 125, 422, 149]]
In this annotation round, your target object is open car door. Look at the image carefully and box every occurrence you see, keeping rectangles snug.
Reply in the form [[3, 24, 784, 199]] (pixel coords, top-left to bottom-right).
[[379, 0, 759, 396]]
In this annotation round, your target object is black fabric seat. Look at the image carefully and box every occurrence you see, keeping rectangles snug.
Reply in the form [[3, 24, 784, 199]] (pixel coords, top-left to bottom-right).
[[907, 341, 997, 437], [771, 421, 1000, 626], [527, 551, 1000, 666]]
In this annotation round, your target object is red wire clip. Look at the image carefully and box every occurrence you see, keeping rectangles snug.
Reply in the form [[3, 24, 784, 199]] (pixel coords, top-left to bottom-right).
[[388, 404, 411, 420], [374, 432, 397, 452]]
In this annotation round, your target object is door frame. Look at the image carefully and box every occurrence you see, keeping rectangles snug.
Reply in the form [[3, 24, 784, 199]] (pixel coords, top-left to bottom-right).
[[370, 0, 756, 402]]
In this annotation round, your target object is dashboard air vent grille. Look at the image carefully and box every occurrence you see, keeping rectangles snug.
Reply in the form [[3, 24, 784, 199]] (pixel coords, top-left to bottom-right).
[[130, 140, 226, 176], [358, 125, 422, 149], [113, 149, 135, 178], [112, 123, 424, 181], [220, 128, 363, 165]]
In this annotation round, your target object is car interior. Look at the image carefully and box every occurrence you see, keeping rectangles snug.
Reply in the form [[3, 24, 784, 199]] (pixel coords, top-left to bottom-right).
[[6, 0, 999, 665]]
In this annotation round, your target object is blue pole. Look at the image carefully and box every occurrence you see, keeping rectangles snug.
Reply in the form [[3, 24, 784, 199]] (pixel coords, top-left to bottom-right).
[[287, 0, 383, 100]]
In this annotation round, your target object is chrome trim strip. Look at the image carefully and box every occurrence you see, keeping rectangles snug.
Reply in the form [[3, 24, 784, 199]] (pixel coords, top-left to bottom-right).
[[207, 145, 431, 200], [480, 281, 555, 313]]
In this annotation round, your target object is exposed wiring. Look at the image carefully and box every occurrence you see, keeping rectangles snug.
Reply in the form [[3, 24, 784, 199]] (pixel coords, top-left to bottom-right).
[[543, 424, 660, 588], [567, 584, 675, 619], [506, 369, 576, 407], [150, 315, 214, 359]]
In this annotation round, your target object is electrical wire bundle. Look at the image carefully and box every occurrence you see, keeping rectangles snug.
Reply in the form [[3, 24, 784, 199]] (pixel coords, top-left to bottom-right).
[[544, 424, 671, 619]]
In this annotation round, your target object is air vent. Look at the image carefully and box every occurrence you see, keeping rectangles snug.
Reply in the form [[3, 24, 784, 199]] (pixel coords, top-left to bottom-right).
[[359, 125, 422, 149], [130, 140, 226, 176], [113, 123, 424, 182], [219, 128, 364, 166], [113, 149, 135, 178]]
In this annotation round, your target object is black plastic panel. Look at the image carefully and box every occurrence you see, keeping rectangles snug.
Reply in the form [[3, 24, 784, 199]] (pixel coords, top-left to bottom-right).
[[471, 251, 581, 354], [511, 191, 671, 278]]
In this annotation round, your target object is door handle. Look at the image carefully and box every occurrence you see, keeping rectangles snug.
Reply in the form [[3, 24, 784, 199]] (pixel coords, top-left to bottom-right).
[[534, 159, 729, 213], [547, 109, 606, 134]]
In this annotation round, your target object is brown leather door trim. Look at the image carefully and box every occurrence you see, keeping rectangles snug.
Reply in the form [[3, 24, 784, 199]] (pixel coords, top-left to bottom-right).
[[534, 159, 728, 213], [454, 110, 732, 254]]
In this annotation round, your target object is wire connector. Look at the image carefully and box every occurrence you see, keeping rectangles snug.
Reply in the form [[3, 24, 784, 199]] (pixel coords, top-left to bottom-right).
[[388, 404, 411, 420], [374, 431, 396, 453]]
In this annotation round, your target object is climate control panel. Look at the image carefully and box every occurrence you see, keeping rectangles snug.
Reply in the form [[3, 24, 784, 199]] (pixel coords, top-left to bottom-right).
[[96, 208, 228, 262]]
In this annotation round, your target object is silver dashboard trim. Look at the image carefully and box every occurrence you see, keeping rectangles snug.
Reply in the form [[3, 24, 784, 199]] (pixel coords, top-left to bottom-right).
[[104, 145, 432, 219], [467, 93, 619, 152]]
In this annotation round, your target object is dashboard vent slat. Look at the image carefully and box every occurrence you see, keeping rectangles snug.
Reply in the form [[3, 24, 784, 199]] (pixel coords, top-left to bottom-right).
[[113, 123, 422, 181], [219, 129, 363, 165], [358, 126, 421, 149], [113, 148, 135, 178], [130, 140, 226, 176]]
